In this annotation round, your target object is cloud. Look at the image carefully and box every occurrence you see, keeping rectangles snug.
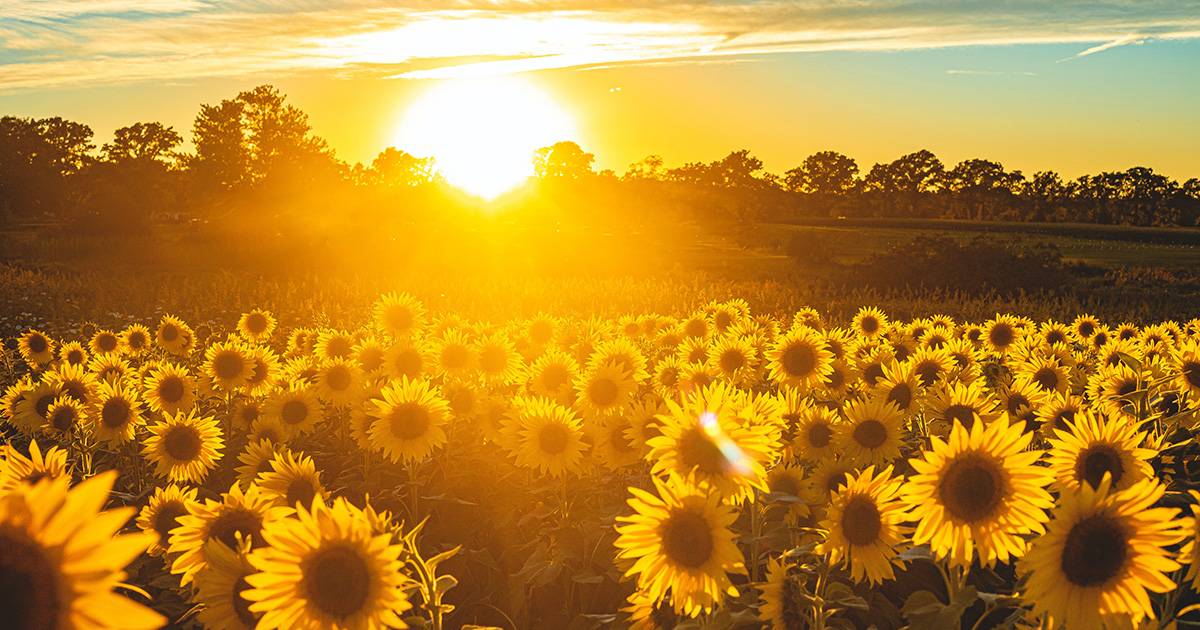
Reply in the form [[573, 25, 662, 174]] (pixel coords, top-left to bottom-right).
[[1, 1, 1199, 91], [1059, 34, 1145, 61]]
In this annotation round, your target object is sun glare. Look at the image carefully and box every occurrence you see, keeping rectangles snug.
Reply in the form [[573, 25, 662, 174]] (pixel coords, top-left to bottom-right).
[[394, 76, 578, 199]]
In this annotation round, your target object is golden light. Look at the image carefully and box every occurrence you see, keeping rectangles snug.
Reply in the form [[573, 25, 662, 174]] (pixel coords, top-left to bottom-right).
[[393, 76, 578, 199]]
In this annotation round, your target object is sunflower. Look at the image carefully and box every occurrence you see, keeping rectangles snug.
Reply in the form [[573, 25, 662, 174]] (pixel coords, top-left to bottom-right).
[[136, 484, 199, 555], [195, 539, 260, 630], [373, 291, 425, 339], [241, 345, 280, 397], [17, 328, 55, 367], [923, 379, 1000, 435], [120, 323, 152, 356], [313, 357, 363, 406], [243, 497, 412, 629], [790, 404, 841, 462], [838, 396, 904, 467], [141, 363, 196, 417], [44, 395, 87, 437], [250, 416, 288, 444], [1087, 363, 1144, 421], [91, 378, 143, 444], [287, 328, 317, 357], [765, 328, 833, 391], [475, 331, 524, 385], [44, 361, 97, 404], [982, 314, 1023, 356], [527, 348, 579, 402], [156, 314, 195, 356], [1014, 354, 1070, 395], [525, 314, 558, 347], [681, 312, 710, 339], [647, 382, 774, 503], [382, 342, 428, 381], [256, 450, 327, 509], [818, 465, 909, 584], [904, 418, 1053, 568], [12, 380, 60, 434], [676, 336, 711, 366], [0, 439, 70, 491], [1071, 313, 1102, 344], [88, 352, 131, 383], [0, 471, 164, 630], [765, 463, 810, 524], [708, 334, 759, 385], [1172, 339, 1200, 399], [315, 329, 356, 360], [237, 308, 277, 344], [997, 377, 1048, 429], [352, 337, 387, 375], [143, 408, 225, 484], [613, 476, 744, 617], [169, 482, 289, 586], [575, 360, 637, 418], [206, 340, 253, 392], [943, 337, 982, 383], [236, 438, 288, 489], [430, 329, 475, 379], [90, 328, 121, 356], [757, 557, 808, 630], [852, 306, 889, 339], [367, 376, 451, 464], [1021, 477, 1186, 629], [590, 413, 644, 470], [1046, 411, 1155, 492], [623, 588, 679, 630], [651, 356, 684, 398], [263, 383, 323, 438], [57, 340, 88, 367], [511, 396, 588, 477], [232, 396, 263, 430], [1038, 320, 1072, 347], [871, 359, 922, 415]]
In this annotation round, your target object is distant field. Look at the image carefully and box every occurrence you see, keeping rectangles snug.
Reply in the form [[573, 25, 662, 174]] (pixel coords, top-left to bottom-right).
[[768, 216, 1200, 269]]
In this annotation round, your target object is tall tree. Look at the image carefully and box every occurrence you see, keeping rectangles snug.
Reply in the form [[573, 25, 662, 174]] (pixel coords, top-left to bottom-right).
[[102, 122, 182, 165], [784, 151, 859, 194], [533, 141, 595, 179]]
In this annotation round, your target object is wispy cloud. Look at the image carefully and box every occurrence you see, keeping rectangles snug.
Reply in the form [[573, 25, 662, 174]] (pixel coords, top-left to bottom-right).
[[1058, 34, 1145, 61], [1, 1, 1199, 91], [945, 69, 1037, 76]]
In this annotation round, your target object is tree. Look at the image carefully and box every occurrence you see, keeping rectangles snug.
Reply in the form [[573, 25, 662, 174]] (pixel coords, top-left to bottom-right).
[[192, 99, 250, 191], [368, 148, 435, 187], [0, 116, 94, 219], [103, 122, 182, 165], [1021, 171, 1066, 221], [864, 150, 944, 217], [623, 155, 666, 181], [784, 151, 859, 194], [943, 159, 1023, 220], [533, 141, 595, 179]]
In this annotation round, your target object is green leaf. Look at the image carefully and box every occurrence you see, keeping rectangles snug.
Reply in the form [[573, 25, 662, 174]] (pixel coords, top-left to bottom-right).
[[903, 585, 979, 630], [825, 582, 869, 612]]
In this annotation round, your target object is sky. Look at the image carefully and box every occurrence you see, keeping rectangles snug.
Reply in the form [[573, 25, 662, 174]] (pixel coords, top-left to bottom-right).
[[2, 1, 1199, 180]]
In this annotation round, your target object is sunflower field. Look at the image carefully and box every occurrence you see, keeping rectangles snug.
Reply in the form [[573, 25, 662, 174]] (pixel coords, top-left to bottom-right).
[[3, 294, 1200, 629]]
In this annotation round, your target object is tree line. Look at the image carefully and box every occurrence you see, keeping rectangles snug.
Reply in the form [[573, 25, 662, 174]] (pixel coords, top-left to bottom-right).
[[3, 84, 1198, 233]]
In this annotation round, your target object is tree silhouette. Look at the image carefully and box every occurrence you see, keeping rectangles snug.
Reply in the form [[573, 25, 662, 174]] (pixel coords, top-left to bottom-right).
[[785, 151, 859, 195], [533, 141, 595, 179], [368, 148, 436, 187], [103, 122, 182, 166]]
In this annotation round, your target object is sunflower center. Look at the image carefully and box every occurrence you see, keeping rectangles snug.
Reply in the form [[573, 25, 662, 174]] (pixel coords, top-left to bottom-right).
[[1116, 380, 1137, 397], [50, 405, 77, 432], [385, 306, 413, 332], [780, 574, 807, 629], [660, 509, 714, 569], [1078, 321, 1096, 338], [214, 351, 245, 380], [806, 422, 833, 448], [587, 378, 619, 407], [98, 334, 118, 352], [479, 347, 507, 374], [1061, 514, 1127, 587], [1184, 362, 1200, 389], [447, 388, 475, 415], [859, 316, 879, 334], [246, 313, 268, 334], [27, 335, 48, 354], [286, 479, 318, 507], [684, 319, 707, 338], [781, 345, 817, 378], [101, 397, 132, 428], [938, 455, 1003, 523], [825, 368, 845, 389], [852, 419, 888, 449], [540, 364, 570, 390], [158, 376, 185, 403], [915, 362, 940, 387], [0, 527, 61, 630], [281, 399, 309, 425], [1077, 444, 1125, 489], [209, 509, 265, 549], [943, 404, 976, 429], [66, 349, 83, 364], [863, 364, 885, 387], [989, 324, 1014, 348], [1053, 409, 1076, 431], [232, 576, 257, 626], [537, 423, 570, 455], [678, 428, 726, 475], [153, 501, 189, 541], [841, 496, 883, 545], [441, 345, 469, 370], [388, 403, 431, 440], [886, 384, 912, 411], [34, 393, 55, 418], [392, 349, 423, 378], [1033, 367, 1059, 391], [129, 331, 147, 348], [325, 365, 352, 391], [719, 350, 745, 373], [769, 473, 801, 497], [161, 324, 179, 341], [687, 347, 707, 363], [164, 425, 203, 461], [1046, 330, 1066, 345], [304, 544, 373, 619]]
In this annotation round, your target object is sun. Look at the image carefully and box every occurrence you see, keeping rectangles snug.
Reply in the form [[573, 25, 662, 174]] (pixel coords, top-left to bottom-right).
[[394, 76, 578, 199]]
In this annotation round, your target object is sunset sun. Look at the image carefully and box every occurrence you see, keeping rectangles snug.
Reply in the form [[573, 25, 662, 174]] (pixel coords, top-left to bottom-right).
[[394, 76, 578, 199]]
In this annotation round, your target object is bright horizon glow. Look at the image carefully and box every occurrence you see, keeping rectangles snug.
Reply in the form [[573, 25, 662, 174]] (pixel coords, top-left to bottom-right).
[[393, 77, 578, 199]]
